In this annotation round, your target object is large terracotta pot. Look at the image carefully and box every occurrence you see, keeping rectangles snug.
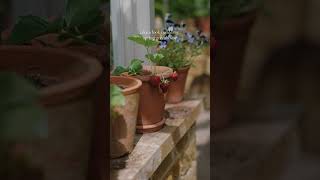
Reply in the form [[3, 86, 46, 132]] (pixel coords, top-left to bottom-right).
[[167, 67, 190, 104], [4, 30, 109, 179], [1, 20, 110, 180], [213, 12, 256, 131], [110, 76, 142, 158], [0, 46, 102, 180], [126, 66, 173, 133]]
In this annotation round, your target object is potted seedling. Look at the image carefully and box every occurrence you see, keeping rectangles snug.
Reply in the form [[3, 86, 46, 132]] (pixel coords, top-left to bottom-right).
[[212, 0, 262, 130], [113, 35, 173, 133], [0, 46, 102, 180], [110, 77, 142, 158], [1, 0, 110, 176], [156, 15, 209, 103]]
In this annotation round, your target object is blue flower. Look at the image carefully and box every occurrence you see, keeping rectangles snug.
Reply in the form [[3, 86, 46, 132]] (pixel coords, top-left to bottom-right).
[[177, 22, 186, 32], [186, 32, 195, 44], [164, 33, 174, 40], [174, 36, 181, 43], [200, 35, 209, 44], [196, 30, 202, 36], [167, 26, 174, 33], [165, 19, 175, 29], [159, 39, 168, 48], [174, 23, 180, 31], [180, 22, 186, 28], [165, 13, 176, 30], [163, 35, 170, 41]]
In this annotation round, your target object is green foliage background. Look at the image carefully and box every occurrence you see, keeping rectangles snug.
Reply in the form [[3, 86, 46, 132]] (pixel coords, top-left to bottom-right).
[[212, 0, 263, 26], [155, 0, 210, 19]]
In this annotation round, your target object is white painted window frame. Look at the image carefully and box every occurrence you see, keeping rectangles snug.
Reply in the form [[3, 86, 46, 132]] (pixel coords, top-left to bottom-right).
[[111, 0, 155, 66]]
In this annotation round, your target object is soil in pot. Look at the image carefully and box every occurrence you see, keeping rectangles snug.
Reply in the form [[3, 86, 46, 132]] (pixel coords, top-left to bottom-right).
[[125, 66, 173, 133], [213, 12, 256, 131], [166, 67, 190, 104], [24, 67, 61, 88], [0, 46, 102, 180], [110, 76, 142, 158]]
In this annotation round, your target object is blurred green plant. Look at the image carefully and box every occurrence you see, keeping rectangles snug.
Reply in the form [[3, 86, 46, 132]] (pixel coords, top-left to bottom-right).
[[110, 84, 125, 120], [4, 0, 106, 45], [156, 16, 209, 70], [212, 0, 263, 26], [0, 72, 47, 142], [112, 34, 163, 76], [155, 0, 210, 19], [110, 84, 125, 108], [112, 59, 144, 76]]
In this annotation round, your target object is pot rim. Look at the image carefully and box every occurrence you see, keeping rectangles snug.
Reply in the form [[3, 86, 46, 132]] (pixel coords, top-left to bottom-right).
[[0, 46, 103, 99], [122, 65, 173, 82], [176, 66, 190, 72], [142, 65, 173, 78], [110, 76, 142, 95]]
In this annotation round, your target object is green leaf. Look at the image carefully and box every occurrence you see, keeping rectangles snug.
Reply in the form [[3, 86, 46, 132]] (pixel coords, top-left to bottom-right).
[[128, 34, 159, 48], [65, 0, 101, 28], [145, 53, 164, 64], [112, 66, 128, 76], [7, 15, 49, 44], [128, 59, 143, 75], [110, 85, 125, 107], [0, 72, 47, 142], [144, 38, 160, 48], [153, 53, 164, 62], [47, 17, 64, 33], [128, 34, 147, 46]]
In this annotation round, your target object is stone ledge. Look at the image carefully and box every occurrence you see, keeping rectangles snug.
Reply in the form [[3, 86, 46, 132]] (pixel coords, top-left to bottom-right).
[[111, 100, 202, 180]]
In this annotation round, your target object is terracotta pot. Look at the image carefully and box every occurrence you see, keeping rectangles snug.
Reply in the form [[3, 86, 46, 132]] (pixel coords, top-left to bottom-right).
[[167, 67, 190, 104], [196, 16, 211, 34], [1, 21, 110, 180], [19, 31, 108, 179], [0, 46, 102, 180], [125, 66, 173, 133], [213, 11, 256, 131], [110, 76, 142, 158]]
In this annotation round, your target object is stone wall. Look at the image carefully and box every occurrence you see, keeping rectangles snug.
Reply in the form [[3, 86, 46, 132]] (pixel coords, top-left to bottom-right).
[[151, 126, 197, 180], [111, 100, 201, 180]]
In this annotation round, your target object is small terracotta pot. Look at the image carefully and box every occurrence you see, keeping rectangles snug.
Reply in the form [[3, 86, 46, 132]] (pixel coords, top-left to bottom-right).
[[166, 67, 190, 104], [196, 16, 211, 34], [0, 46, 102, 180], [124, 66, 173, 133], [110, 76, 142, 158], [213, 11, 256, 131]]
